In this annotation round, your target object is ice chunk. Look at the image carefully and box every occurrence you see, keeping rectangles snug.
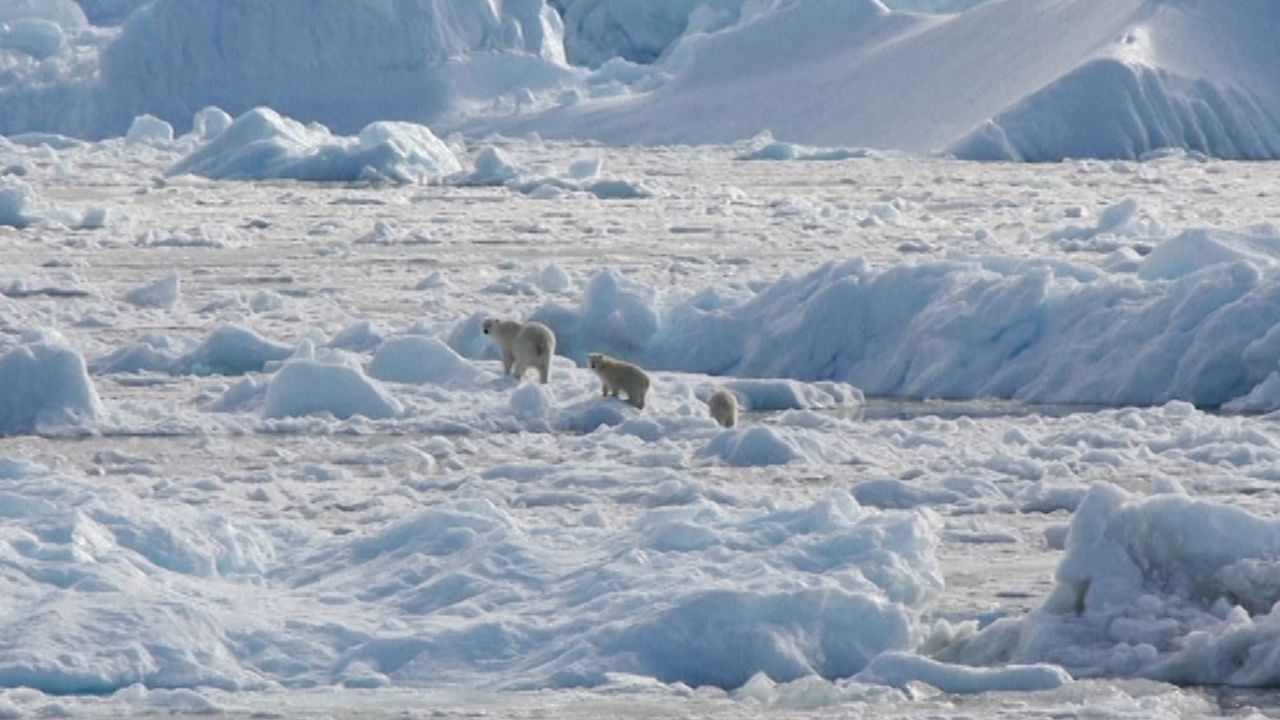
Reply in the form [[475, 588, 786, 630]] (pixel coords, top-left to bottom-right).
[[368, 336, 481, 386], [124, 272, 180, 309], [0, 335, 102, 435], [263, 360, 401, 419], [168, 108, 461, 183]]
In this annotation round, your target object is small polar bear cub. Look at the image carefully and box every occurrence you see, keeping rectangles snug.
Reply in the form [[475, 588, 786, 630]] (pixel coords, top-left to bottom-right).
[[482, 318, 556, 384], [708, 388, 739, 428], [587, 352, 650, 410]]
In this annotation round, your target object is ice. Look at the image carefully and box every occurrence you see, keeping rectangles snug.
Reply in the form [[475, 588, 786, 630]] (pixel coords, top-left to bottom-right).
[[72, 0, 148, 26], [263, 360, 402, 420], [167, 108, 462, 183], [0, 19, 67, 60], [191, 106, 232, 141], [93, 0, 573, 138], [699, 426, 803, 466], [0, 0, 88, 30], [535, 242, 1280, 409], [124, 114, 174, 146], [327, 319, 386, 352], [857, 652, 1071, 693], [0, 334, 101, 435], [368, 336, 482, 386], [123, 271, 180, 309], [0, 178, 35, 228], [948, 484, 1280, 687], [91, 325, 293, 376], [454, 146, 522, 187]]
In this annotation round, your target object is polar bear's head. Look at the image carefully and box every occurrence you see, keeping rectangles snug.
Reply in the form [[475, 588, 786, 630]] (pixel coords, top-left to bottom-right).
[[481, 318, 499, 336], [587, 352, 605, 369]]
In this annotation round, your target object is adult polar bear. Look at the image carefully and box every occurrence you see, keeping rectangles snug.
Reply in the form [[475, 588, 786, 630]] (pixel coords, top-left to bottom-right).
[[482, 318, 556, 384]]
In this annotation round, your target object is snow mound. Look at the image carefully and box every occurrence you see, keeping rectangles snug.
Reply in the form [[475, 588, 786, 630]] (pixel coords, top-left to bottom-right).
[[125, 114, 175, 145], [320, 492, 939, 689], [0, 464, 273, 694], [91, 325, 293, 376], [263, 360, 402, 420], [167, 108, 462, 183], [124, 271, 180, 309], [368, 336, 481, 386], [0, 178, 36, 228], [700, 426, 803, 466], [327, 320, 386, 352], [857, 652, 1070, 693], [453, 146, 521, 187], [534, 242, 1280, 409], [952, 59, 1280, 161], [502, 0, 1280, 161], [0, 335, 102, 435], [722, 378, 862, 411], [952, 484, 1280, 686]]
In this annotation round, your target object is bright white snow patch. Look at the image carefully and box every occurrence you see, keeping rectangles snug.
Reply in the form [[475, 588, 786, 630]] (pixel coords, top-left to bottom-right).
[[263, 360, 402, 420], [368, 336, 482, 386], [167, 108, 462, 183]]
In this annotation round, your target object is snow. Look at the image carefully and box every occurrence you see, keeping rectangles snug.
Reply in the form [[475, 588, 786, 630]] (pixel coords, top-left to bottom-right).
[[90, 0, 573, 138], [263, 360, 402, 420], [495, 0, 1280, 161], [946, 484, 1280, 686], [368, 335, 482, 386], [123, 113, 173, 145], [527, 231, 1280, 409], [123, 271, 179, 308], [0, 334, 101, 435], [0, 19, 67, 60], [3, 127, 1280, 717], [0, 178, 36, 228], [0, 0, 1276, 162], [167, 108, 462, 183], [699, 426, 803, 466], [857, 652, 1071, 693]]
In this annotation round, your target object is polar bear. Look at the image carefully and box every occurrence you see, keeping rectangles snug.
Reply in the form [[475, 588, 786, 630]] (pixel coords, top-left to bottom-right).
[[587, 352, 650, 410], [708, 388, 738, 428], [482, 318, 556, 384]]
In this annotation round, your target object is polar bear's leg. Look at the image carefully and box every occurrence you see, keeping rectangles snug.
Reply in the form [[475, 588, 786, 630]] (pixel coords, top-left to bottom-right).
[[502, 347, 515, 376], [537, 354, 551, 384]]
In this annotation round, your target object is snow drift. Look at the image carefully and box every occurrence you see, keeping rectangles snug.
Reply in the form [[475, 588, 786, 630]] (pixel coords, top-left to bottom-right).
[[533, 227, 1280, 410], [0, 458, 942, 693], [948, 483, 1280, 686], [168, 108, 461, 183]]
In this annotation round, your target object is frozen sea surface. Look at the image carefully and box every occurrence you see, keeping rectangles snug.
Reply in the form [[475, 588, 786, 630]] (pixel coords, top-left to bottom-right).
[[3, 135, 1280, 717]]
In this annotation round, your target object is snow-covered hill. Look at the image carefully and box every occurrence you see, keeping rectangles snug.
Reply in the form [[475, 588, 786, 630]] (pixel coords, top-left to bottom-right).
[[509, 0, 1280, 159], [3, 0, 1280, 159]]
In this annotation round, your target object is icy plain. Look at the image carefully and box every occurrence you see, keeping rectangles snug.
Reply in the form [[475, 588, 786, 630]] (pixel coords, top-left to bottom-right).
[[2, 129, 1280, 717]]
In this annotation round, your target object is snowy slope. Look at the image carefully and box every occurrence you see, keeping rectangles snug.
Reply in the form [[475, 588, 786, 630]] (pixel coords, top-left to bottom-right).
[[505, 0, 1280, 160]]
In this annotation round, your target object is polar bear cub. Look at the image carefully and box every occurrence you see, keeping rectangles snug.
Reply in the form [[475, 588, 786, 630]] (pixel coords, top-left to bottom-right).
[[587, 352, 650, 410], [482, 318, 556, 384], [708, 388, 738, 428]]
